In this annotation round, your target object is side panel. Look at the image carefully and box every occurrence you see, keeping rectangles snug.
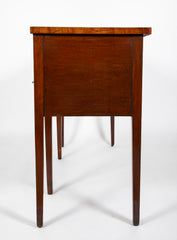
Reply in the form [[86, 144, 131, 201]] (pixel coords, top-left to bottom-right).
[[43, 35, 133, 116]]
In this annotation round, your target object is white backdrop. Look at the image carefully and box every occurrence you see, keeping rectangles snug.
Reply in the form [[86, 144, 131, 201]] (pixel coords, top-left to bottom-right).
[[0, 0, 177, 239]]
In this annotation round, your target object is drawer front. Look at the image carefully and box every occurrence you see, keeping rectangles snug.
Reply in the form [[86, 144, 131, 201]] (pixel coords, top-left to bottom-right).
[[43, 35, 133, 116]]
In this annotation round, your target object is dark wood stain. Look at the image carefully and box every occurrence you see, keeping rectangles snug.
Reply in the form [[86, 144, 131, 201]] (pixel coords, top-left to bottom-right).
[[45, 116, 53, 194], [43, 36, 132, 116], [61, 116, 64, 147], [57, 116, 62, 159], [110, 116, 115, 146], [33, 35, 44, 228], [132, 36, 143, 226], [31, 27, 151, 227]]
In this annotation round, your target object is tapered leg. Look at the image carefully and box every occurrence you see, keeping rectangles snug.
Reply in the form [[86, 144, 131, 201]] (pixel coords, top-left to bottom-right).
[[33, 35, 44, 227], [132, 36, 143, 226], [110, 116, 114, 146], [45, 117, 53, 194], [35, 115, 44, 228], [57, 116, 62, 159], [62, 116, 64, 147], [132, 115, 141, 226]]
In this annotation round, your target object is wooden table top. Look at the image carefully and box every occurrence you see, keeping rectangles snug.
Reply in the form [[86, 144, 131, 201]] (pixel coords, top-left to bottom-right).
[[30, 27, 152, 36]]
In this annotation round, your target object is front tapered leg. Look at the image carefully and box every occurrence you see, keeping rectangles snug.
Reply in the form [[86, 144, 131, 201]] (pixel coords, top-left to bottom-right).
[[132, 36, 143, 226], [45, 117, 53, 194], [33, 35, 44, 227], [57, 116, 62, 159], [132, 115, 141, 226], [35, 115, 44, 228], [110, 116, 115, 146]]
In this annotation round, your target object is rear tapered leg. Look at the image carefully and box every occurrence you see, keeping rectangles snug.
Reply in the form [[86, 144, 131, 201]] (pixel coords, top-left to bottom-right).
[[61, 116, 64, 147], [110, 116, 114, 146], [57, 116, 62, 159], [45, 116, 53, 194]]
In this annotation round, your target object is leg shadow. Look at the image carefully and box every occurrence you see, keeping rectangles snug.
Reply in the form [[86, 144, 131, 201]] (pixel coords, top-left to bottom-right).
[[67, 190, 131, 225], [65, 117, 81, 146], [54, 159, 121, 194], [0, 206, 34, 227], [45, 203, 83, 226], [96, 117, 110, 145], [142, 203, 177, 224]]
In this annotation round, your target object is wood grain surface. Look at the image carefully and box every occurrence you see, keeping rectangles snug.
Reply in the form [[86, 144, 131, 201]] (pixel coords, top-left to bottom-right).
[[30, 27, 151, 36], [43, 35, 133, 116]]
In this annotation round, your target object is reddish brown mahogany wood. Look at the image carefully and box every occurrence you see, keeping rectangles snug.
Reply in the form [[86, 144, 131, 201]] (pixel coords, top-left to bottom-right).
[[110, 116, 115, 146], [33, 35, 44, 228], [45, 116, 53, 194], [57, 116, 62, 159], [44, 36, 132, 116], [30, 27, 151, 36], [31, 27, 151, 227], [56, 116, 64, 159], [132, 36, 143, 226], [61, 116, 64, 147]]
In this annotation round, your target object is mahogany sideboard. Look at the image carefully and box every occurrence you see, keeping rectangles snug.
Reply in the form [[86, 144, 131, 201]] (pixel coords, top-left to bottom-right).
[[30, 27, 151, 227]]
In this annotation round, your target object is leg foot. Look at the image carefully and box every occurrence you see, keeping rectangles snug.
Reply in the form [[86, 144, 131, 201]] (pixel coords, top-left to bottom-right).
[[37, 209, 43, 227]]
